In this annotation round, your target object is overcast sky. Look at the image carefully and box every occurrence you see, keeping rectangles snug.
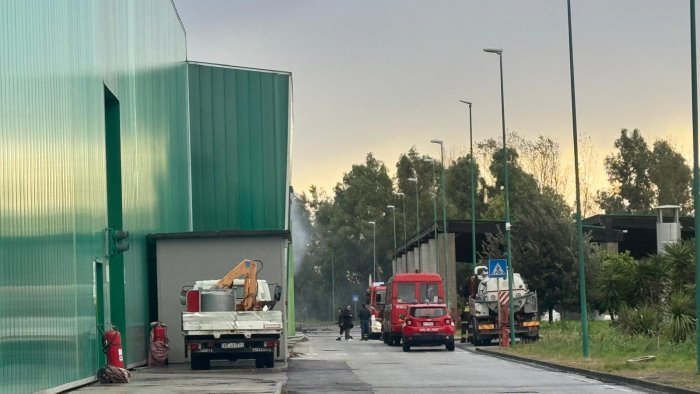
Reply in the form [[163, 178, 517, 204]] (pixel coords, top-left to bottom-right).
[[173, 0, 694, 198]]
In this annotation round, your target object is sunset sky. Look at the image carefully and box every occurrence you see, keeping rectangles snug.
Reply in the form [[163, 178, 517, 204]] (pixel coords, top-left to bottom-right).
[[174, 0, 696, 205]]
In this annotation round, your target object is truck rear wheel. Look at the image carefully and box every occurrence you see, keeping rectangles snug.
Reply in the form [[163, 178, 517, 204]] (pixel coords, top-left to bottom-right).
[[264, 352, 275, 368], [191, 353, 210, 370], [401, 338, 410, 352], [255, 355, 265, 368]]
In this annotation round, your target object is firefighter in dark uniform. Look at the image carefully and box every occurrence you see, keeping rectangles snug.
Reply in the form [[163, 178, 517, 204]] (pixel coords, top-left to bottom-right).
[[460, 303, 470, 343]]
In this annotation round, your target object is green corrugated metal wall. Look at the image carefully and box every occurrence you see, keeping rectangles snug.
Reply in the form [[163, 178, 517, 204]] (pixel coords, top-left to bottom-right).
[[0, 1, 190, 392], [188, 63, 290, 231]]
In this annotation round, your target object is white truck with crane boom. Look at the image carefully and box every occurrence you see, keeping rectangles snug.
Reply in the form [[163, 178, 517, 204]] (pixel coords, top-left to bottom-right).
[[180, 259, 283, 370]]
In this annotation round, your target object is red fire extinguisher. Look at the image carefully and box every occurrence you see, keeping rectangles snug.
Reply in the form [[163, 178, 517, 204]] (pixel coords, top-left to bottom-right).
[[152, 322, 167, 344], [103, 326, 124, 368]]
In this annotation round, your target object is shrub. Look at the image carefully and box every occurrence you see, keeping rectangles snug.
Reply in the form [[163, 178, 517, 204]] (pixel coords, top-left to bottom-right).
[[664, 290, 696, 343], [616, 304, 659, 337]]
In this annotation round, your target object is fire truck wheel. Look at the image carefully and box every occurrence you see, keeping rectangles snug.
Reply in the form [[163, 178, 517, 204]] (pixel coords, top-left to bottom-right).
[[402, 341, 410, 352]]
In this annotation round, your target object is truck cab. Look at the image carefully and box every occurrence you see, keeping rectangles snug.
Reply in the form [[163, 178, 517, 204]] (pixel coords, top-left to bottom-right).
[[366, 282, 386, 339], [382, 273, 444, 346]]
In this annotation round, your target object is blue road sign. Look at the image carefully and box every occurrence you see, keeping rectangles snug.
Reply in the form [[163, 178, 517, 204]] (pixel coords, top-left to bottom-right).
[[352, 294, 359, 302], [488, 259, 507, 278]]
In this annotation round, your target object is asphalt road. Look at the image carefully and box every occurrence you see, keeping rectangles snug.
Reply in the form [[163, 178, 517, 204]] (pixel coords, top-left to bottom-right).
[[288, 330, 650, 394]]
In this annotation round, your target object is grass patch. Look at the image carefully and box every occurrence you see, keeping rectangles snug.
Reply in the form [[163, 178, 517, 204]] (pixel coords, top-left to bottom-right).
[[494, 320, 700, 391]]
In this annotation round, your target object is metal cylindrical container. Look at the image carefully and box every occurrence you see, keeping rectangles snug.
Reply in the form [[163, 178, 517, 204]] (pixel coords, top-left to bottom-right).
[[152, 322, 167, 343], [200, 290, 237, 311], [186, 290, 200, 312], [103, 328, 124, 368]]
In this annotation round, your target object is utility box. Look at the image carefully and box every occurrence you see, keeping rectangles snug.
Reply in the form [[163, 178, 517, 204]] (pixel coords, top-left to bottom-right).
[[656, 205, 682, 254]]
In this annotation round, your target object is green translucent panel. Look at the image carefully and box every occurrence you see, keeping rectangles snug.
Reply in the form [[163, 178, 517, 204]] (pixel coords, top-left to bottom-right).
[[188, 63, 291, 231], [0, 1, 189, 392]]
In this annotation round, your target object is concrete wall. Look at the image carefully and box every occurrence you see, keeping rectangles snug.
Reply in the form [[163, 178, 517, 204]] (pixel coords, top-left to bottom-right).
[[426, 238, 438, 274], [439, 233, 457, 310], [153, 235, 288, 363]]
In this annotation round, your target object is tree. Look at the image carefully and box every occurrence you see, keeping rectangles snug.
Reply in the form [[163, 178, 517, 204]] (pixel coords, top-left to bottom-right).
[[649, 140, 691, 211], [332, 152, 395, 281], [445, 155, 485, 220], [395, 148, 440, 238], [512, 133, 568, 194], [593, 251, 638, 320], [294, 153, 397, 321], [597, 129, 654, 213], [478, 145, 578, 317], [577, 133, 600, 217]]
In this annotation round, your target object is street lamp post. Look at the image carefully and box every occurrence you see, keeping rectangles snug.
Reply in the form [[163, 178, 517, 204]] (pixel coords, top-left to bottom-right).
[[387, 205, 397, 275], [459, 100, 478, 273], [689, 0, 700, 372], [397, 192, 408, 273], [430, 139, 450, 308], [423, 158, 440, 276], [407, 177, 420, 272], [397, 192, 407, 245], [368, 221, 377, 281], [566, 0, 590, 358], [483, 47, 515, 345]]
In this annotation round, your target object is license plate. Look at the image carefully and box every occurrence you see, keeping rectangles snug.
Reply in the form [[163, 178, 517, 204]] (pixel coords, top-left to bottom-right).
[[221, 342, 244, 349], [423, 322, 434, 326]]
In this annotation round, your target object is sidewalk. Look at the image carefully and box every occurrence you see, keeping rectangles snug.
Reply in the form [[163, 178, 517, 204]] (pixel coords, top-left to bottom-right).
[[71, 359, 288, 393]]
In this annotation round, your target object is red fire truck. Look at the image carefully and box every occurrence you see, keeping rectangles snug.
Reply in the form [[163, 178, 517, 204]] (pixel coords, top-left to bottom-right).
[[365, 282, 386, 339], [381, 273, 444, 346]]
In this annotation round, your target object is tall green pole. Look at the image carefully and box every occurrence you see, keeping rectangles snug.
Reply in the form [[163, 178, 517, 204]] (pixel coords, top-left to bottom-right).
[[425, 159, 440, 276], [461, 100, 477, 271], [399, 192, 408, 272], [469, 104, 477, 272], [409, 178, 421, 271], [690, 0, 700, 373], [567, 0, 589, 358], [484, 47, 515, 345]]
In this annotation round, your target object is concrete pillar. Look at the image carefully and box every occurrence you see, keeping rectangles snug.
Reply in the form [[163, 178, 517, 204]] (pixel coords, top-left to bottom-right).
[[414, 245, 421, 272], [438, 232, 458, 310], [426, 238, 437, 274], [399, 255, 407, 273], [406, 250, 414, 273], [420, 242, 431, 273]]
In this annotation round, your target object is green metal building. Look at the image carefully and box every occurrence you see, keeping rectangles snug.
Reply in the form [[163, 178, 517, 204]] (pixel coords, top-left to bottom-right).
[[0, 2, 292, 392]]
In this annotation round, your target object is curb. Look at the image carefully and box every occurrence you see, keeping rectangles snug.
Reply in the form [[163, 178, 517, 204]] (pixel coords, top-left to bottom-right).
[[472, 347, 698, 394]]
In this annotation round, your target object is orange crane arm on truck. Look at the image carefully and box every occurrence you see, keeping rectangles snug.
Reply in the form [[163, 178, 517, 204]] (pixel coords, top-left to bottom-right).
[[214, 259, 258, 311]]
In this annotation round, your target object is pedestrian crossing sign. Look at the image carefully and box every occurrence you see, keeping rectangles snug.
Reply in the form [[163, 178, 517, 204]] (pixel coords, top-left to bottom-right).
[[488, 259, 507, 278]]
